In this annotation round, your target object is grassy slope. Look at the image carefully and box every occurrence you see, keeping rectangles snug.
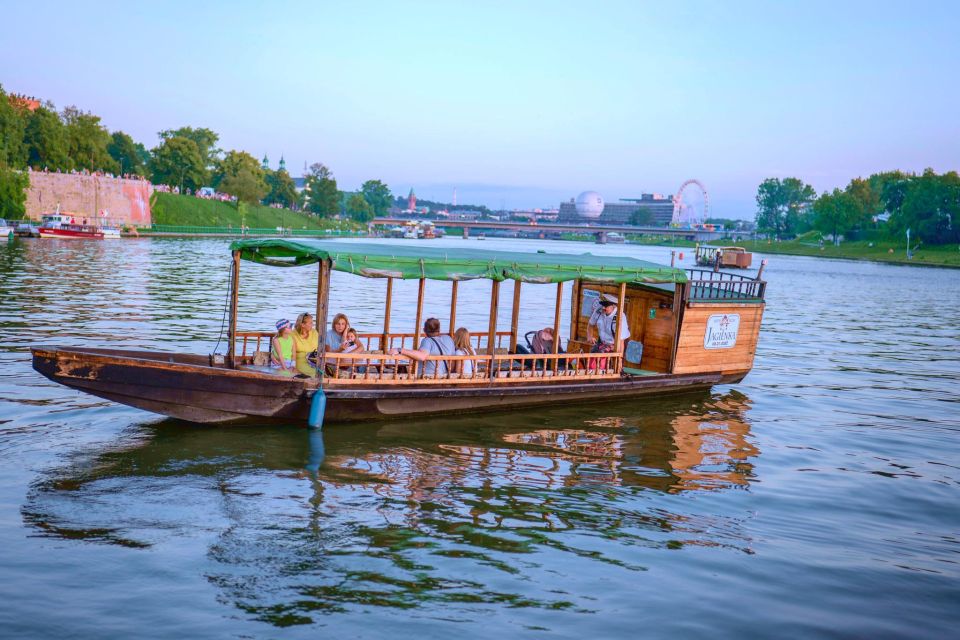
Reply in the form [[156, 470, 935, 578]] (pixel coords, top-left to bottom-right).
[[149, 192, 356, 230], [738, 237, 960, 268]]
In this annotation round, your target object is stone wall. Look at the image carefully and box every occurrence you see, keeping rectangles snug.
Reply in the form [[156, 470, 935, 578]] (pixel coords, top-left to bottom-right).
[[24, 170, 153, 226]]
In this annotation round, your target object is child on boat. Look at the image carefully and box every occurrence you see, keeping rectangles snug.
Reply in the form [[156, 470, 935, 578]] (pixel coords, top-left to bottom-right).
[[453, 327, 476, 377], [271, 319, 295, 371], [341, 328, 362, 354]]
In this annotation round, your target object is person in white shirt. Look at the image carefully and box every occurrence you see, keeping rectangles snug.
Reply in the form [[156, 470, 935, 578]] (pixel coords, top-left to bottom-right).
[[388, 317, 455, 377], [588, 293, 630, 354]]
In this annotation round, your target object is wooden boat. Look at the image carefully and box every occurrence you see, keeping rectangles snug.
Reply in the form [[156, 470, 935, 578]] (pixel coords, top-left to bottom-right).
[[695, 244, 753, 269], [32, 240, 768, 425]]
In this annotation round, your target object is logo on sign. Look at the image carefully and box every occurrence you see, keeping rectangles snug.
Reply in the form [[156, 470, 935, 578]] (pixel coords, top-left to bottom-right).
[[704, 314, 740, 349]]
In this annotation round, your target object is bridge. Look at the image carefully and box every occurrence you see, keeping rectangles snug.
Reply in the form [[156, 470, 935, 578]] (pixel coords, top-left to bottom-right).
[[371, 218, 725, 242]]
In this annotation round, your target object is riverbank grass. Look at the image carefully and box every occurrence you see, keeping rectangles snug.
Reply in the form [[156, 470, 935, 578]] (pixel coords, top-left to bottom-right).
[[743, 236, 960, 267], [149, 192, 357, 231]]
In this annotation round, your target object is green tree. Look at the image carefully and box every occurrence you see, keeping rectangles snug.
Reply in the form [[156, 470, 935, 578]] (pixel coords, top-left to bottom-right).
[[630, 208, 654, 226], [216, 150, 268, 204], [159, 126, 220, 171], [264, 168, 297, 208], [24, 105, 71, 171], [107, 131, 147, 176], [360, 179, 392, 217], [0, 163, 29, 219], [813, 189, 860, 245], [304, 162, 339, 217], [346, 192, 374, 222], [899, 169, 960, 244], [755, 177, 815, 239], [0, 85, 27, 168], [62, 106, 115, 172], [149, 136, 206, 192]]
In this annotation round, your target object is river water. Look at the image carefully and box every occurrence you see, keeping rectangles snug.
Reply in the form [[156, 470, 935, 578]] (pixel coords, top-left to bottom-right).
[[1, 236, 958, 639]]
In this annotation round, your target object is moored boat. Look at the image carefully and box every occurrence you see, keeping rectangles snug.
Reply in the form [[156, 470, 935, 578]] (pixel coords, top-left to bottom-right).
[[696, 244, 753, 269], [33, 240, 768, 426], [38, 211, 122, 240]]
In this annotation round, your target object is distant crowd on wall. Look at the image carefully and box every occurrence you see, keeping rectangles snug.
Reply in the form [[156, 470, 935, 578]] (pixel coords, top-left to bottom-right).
[[153, 183, 237, 202], [27, 167, 242, 204], [29, 167, 150, 182]]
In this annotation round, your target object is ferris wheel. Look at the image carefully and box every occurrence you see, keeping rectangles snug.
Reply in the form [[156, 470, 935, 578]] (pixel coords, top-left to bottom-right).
[[671, 179, 709, 226]]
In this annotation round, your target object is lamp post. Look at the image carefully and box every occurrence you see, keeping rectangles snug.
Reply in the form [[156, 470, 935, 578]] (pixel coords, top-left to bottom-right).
[[906, 228, 912, 260]]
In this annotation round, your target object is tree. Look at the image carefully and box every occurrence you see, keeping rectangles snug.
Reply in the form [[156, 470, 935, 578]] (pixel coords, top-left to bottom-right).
[[0, 85, 27, 168], [813, 189, 860, 245], [755, 177, 815, 239], [149, 136, 206, 192], [304, 162, 339, 217], [159, 126, 220, 171], [360, 179, 392, 217], [899, 169, 960, 245], [346, 193, 374, 222], [62, 106, 114, 172], [264, 168, 297, 208], [24, 105, 71, 171], [107, 131, 147, 176], [630, 208, 654, 226], [0, 163, 29, 219], [215, 150, 268, 204]]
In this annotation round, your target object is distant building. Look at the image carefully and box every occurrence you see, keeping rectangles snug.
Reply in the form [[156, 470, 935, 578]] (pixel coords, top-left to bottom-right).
[[558, 191, 674, 226], [408, 188, 417, 211], [8, 93, 40, 111]]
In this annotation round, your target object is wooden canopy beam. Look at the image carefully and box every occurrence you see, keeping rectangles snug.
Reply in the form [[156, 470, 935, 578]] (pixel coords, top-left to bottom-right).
[[509, 281, 522, 353], [552, 282, 563, 372], [315, 259, 331, 378], [487, 280, 500, 356], [382, 277, 393, 352], [227, 250, 241, 369], [449, 280, 458, 334], [413, 278, 425, 348]]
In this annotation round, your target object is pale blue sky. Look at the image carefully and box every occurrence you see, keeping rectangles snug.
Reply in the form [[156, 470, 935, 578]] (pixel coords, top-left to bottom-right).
[[2, 0, 958, 216]]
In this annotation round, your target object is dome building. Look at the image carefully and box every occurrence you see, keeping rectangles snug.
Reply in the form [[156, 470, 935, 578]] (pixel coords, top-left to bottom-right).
[[574, 191, 604, 219], [558, 190, 675, 226]]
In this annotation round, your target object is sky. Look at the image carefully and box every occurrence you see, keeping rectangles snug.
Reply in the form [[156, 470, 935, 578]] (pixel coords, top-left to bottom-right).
[[2, 0, 959, 217]]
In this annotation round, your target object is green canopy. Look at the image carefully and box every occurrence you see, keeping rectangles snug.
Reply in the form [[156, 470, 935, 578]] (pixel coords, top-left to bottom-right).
[[229, 238, 687, 285]]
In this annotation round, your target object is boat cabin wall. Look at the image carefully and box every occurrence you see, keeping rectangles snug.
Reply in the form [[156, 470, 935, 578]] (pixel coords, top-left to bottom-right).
[[671, 301, 764, 377], [569, 281, 677, 373]]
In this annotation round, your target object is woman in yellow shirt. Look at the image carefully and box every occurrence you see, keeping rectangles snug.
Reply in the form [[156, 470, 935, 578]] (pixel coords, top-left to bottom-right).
[[292, 312, 319, 375]]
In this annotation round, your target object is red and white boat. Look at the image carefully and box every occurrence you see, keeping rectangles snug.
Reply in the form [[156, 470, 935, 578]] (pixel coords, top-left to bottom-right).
[[38, 211, 121, 240]]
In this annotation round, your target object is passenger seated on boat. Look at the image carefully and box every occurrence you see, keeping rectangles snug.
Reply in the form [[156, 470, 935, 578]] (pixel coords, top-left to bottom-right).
[[388, 317, 455, 377], [453, 327, 476, 377], [292, 312, 319, 375], [588, 294, 629, 369], [271, 319, 295, 371], [325, 313, 351, 352]]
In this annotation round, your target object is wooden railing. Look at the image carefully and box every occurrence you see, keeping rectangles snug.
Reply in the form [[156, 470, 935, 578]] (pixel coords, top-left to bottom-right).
[[321, 350, 623, 385], [685, 268, 766, 301], [235, 330, 513, 358]]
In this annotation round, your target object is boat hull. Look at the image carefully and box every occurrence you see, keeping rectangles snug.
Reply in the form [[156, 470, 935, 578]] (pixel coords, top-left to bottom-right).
[[39, 228, 105, 240], [32, 347, 741, 425]]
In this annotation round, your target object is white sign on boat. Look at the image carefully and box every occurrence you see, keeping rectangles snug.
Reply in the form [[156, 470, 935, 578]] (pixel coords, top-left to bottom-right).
[[704, 314, 740, 349]]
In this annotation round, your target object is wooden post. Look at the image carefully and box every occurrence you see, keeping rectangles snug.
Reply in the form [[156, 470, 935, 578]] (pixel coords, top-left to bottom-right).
[[613, 281, 627, 373], [315, 259, 331, 378], [551, 282, 562, 372], [227, 250, 241, 369], [509, 280, 522, 352], [486, 280, 500, 378], [382, 277, 393, 351], [413, 278, 425, 348], [449, 280, 458, 334]]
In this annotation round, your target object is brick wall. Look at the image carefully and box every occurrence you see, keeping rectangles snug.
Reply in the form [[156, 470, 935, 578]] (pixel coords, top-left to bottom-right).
[[24, 170, 153, 226]]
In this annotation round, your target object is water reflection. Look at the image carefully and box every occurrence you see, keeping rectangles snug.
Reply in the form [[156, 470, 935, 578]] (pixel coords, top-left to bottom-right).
[[22, 391, 758, 625]]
